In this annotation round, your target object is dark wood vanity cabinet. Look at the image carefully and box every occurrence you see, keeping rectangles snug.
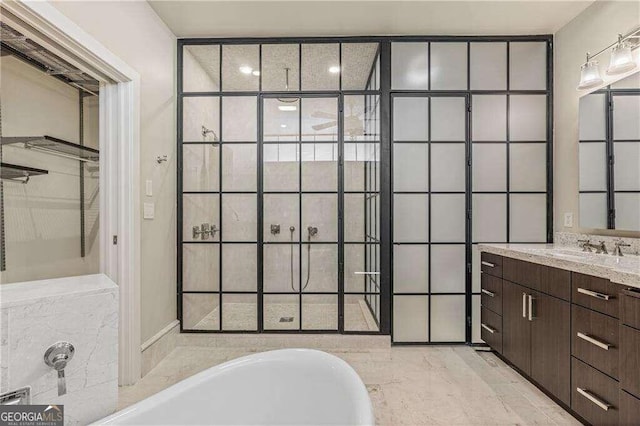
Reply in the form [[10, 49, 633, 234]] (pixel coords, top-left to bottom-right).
[[480, 251, 640, 425]]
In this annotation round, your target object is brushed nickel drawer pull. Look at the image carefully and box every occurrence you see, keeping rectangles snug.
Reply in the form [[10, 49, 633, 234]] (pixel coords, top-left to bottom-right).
[[481, 261, 496, 268], [528, 294, 535, 321], [481, 323, 497, 334], [577, 288, 611, 301], [576, 388, 612, 411], [522, 293, 527, 318], [481, 289, 495, 297], [577, 332, 612, 350]]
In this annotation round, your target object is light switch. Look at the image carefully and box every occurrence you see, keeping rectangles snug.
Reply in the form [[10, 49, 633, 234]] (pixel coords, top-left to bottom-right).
[[564, 212, 573, 228], [145, 180, 153, 196], [143, 202, 155, 220]]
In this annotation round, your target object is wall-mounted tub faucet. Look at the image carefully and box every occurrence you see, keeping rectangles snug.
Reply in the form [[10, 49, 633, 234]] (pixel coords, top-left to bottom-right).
[[44, 342, 75, 396]]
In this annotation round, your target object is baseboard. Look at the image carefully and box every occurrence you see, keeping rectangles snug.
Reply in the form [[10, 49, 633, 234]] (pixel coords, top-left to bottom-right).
[[140, 320, 179, 377]]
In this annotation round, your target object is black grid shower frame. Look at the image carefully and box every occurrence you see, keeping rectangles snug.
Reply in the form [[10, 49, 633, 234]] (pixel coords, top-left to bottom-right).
[[178, 38, 384, 334], [388, 38, 553, 345], [390, 92, 470, 345], [579, 87, 640, 229]]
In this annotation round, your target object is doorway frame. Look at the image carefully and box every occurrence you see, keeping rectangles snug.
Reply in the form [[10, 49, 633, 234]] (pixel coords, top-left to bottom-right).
[[1, 0, 142, 385]]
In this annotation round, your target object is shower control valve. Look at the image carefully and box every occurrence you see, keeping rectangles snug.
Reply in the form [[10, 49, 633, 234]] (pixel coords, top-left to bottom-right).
[[193, 223, 218, 240], [270, 224, 281, 235]]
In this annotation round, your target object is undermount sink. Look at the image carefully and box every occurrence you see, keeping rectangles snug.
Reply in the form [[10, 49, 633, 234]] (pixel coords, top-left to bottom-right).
[[546, 248, 594, 261]]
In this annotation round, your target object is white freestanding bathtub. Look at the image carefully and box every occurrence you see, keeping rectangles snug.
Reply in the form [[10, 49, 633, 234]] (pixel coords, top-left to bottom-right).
[[97, 349, 374, 425]]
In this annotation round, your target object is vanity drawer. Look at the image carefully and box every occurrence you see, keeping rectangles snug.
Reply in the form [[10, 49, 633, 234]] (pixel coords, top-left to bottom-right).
[[572, 357, 620, 426], [503, 257, 540, 290], [621, 289, 640, 330], [480, 306, 502, 354], [620, 390, 640, 426], [539, 266, 571, 302], [620, 325, 640, 399], [572, 305, 619, 379], [480, 273, 502, 315], [572, 273, 622, 318], [480, 253, 502, 278]]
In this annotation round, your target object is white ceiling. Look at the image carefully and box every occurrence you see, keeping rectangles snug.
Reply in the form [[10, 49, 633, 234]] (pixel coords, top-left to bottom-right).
[[149, 1, 594, 38]]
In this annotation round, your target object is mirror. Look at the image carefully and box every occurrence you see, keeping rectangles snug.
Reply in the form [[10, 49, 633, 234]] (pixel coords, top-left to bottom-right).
[[578, 71, 640, 231]]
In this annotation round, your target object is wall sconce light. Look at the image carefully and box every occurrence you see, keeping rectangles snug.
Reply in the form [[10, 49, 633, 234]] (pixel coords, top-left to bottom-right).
[[578, 26, 640, 91]]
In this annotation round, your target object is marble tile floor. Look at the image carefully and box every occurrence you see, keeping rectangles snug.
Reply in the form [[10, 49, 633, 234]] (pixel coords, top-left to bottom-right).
[[119, 345, 580, 425], [192, 301, 379, 332]]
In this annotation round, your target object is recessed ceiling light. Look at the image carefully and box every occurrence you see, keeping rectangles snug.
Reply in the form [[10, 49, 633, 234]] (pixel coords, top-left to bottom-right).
[[329, 66, 340, 74], [280, 124, 287, 128], [239, 66, 253, 74], [252, 70, 261, 76], [278, 105, 297, 111]]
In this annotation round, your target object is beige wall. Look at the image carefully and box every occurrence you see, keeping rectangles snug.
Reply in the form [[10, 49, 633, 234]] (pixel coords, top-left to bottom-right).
[[52, 1, 177, 343], [1, 56, 100, 283], [554, 0, 640, 238]]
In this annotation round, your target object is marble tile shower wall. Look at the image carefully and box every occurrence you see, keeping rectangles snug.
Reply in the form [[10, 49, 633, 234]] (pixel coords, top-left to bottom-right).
[[183, 159, 368, 324], [0, 275, 118, 425]]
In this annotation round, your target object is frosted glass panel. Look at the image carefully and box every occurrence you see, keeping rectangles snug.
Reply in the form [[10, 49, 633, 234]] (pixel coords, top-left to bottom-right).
[[393, 194, 428, 242], [510, 95, 547, 141], [473, 143, 506, 192], [470, 42, 507, 90], [510, 42, 546, 90], [579, 94, 606, 140], [301, 44, 339, 91], [430, 194, 466, 242], [222, 195, 257, 241], [222, 144, 256, 191], [510, 143, 546, 192], [472, 95, 506, 141], [393, 143, 428, 192], [222, 96, 257, 141], [615, 193, 640, 231], [473, 194, 507, 242], [613, 95, 640, 140], [430, 43, 467, 90], [431, 245, 465, 293], [183, 45, 220, 92], [301, 194, 338, 242], [579, 142, 607, 191], [431, 143, 466, 192], [222, 294, 257, 331], [183, 145, 219, 192], [431, 97, 466, 141], [510, 194, 546, 242], [614, 142, 640, 190], [393, 97, 428, 141], [222, 44, 259, 92], [183, 244, 219, 292], [222, 245, 257, 291], [391, 43, 428, 90], [393, 245, 428, 293], [393, 296, 428, 342], [431, 296, 465, 342], [183, 194, 219, 242], [579, 193, 607, 229], [183, 96, 219, 142]]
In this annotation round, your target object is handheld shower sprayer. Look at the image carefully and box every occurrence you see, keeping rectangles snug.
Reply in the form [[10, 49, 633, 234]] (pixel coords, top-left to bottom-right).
[[302, 226, 318, 291], [307, 226, 318, 238]]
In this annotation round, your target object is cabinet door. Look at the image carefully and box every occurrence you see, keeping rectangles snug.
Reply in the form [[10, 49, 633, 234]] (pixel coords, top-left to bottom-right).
[[531, 291, 571, 406], [502, 280, 531, 374]]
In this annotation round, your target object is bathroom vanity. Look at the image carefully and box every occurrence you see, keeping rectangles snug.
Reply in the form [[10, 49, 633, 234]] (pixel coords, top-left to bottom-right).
[[479, 244, 640, 425]]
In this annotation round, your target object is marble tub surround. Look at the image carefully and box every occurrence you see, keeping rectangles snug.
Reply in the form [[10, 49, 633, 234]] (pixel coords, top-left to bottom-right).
[[478, 243, 640, 288], [0, 274, 118, 425], [555, 231, 640, 255], [119, 345, 580, 425]]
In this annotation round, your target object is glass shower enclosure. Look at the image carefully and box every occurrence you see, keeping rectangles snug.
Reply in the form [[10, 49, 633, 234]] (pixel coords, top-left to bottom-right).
[[179, 41, 382, 333]]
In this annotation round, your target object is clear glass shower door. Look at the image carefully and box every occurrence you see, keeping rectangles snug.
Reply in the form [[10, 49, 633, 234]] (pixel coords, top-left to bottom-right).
[[262, 96, 340, 331]]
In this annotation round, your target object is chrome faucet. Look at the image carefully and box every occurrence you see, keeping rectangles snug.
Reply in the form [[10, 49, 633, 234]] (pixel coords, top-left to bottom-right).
[[578, 239, 608, 254], [614, 239, 631, 257]]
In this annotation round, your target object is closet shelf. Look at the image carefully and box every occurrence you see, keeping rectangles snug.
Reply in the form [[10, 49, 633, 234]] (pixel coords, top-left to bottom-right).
[[1, 162, 49, 183], [1, 135, 99, 162]]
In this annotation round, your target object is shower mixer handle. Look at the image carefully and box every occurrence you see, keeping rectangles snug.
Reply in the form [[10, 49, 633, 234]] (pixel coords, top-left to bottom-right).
[[44, 342, 74, 396], [192, 223, 218, 240]]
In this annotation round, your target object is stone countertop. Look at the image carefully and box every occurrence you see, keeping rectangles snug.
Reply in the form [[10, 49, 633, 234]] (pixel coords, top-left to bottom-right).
[[478, 243, 640, 289], [0, 274, 117, 308]]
